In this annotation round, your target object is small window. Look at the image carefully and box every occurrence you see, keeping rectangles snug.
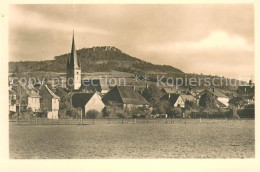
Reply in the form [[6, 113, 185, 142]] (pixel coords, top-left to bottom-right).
[[77, 72, 79, 74]]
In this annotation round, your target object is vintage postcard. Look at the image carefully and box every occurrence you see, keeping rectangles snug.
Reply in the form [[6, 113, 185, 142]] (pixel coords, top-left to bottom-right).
[[0, 1, 259, 172]]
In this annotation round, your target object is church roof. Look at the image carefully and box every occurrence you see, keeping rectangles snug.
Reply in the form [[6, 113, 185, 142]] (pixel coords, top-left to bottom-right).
[[67, 31, 81, 70]]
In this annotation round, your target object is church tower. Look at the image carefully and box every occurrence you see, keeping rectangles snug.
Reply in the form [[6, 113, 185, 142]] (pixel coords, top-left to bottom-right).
[[67, 31, 81, 90]]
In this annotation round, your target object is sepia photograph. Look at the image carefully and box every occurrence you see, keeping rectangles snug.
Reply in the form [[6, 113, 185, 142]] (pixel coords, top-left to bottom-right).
[[3, 1, 257, 166]]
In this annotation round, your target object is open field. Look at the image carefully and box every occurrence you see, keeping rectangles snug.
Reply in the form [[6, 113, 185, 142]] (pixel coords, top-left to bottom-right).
[[9, 119, 254, 159]]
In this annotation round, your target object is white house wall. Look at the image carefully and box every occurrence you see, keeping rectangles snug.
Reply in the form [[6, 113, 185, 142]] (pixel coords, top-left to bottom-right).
[[174, 96, 185, 108], [52, 98, 59, 111], [217, 97, 229, 107], [85, 93, 105, 114], [47, 111, 58, 119], [9, 104, 16, 112], [27, 97, 40, 112]]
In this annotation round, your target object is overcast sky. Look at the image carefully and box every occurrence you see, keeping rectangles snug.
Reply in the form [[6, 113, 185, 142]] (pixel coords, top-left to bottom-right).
[[9, 4, 254, 80]]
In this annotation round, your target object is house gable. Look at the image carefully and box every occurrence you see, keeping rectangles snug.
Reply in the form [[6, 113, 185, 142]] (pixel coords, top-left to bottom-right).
[[85, 93, 105, 114], [173, 96, 185, 108]]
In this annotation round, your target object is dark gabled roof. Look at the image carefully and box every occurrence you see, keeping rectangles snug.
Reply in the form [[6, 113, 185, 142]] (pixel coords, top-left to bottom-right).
[[102, 86, 150, 105], [44, 85, 60, 99], [207, 89, 228, 98], [168, 94, 180, 105], [196, 88, 228, 98], [71, 92, 95, 108], [67, 31, 81, 70], [117, 86, 150, 105]]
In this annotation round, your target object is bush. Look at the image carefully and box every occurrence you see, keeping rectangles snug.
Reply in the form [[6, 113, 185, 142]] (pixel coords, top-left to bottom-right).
[[153, 101, 168, 114], [21, 112, 34, 120], [168, 108, 182, 118], [38, 108, 48, 118], [102, 107, 112, 118], [116, 111, 126, 119], [129, 106, 152, 118], [58, 109, 67, 119], [60, 102, 81, 118], [9, 112, 18, 119], [86, 109, 100, 119]]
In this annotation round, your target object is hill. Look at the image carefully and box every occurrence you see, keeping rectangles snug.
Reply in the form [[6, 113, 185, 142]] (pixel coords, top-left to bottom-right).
[[9, 46, 183, 74]]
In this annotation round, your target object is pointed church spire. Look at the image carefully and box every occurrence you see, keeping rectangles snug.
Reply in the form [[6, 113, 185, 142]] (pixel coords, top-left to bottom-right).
[[67, 30, 80, 70]]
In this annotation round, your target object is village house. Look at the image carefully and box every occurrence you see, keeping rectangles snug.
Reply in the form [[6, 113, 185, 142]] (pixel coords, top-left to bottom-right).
[[162, 93, 196, 108], [102, 85, 151, 108], [237, 80, 254, 104], [71, 92, 105, 116], [38, 85, 60, 119], [27, 89, 41, 112], [13, 84, 41, 112], [196, 88, 229, 108]]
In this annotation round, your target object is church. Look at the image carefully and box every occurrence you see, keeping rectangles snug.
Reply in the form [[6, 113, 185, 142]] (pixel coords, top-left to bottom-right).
[[66, 31, 105, 115], [66, 31, 82, 90], [66, 31, 108, 94]]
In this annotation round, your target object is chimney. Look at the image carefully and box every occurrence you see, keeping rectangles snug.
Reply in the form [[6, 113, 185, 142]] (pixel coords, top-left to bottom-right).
[[168, 94, 171, 99], [146, 84, 149, 89], [133, 86, 136, 91]]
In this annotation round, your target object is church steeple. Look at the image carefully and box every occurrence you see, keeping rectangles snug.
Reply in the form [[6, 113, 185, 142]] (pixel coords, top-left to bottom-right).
[[67, 30, 81, 70], [66, 31, 81, 90]]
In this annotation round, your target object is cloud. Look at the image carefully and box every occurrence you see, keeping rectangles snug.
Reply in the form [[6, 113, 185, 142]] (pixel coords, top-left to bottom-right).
[[9, 6, 111, 35], [144, 30, 253, 52]]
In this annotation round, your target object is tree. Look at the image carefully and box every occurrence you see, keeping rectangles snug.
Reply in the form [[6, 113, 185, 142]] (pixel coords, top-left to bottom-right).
[[54, 87, 69, 102], [20, 107, 34, 120], [228, 96, 246, 108], [185, 100, 196, 111], [130, 107, 142, 118], [199, 92, 217, 109], [168, 107, 182, 118], [107, 101, 117, 117], [137, 105, 152, 123], [184, 100, 198, 118], [102, 107, 112, 124], [153, 101, 168, 115], [142, 84, 163, 106], [86, 109, 100, 124], [59, 102, 81, 118]]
